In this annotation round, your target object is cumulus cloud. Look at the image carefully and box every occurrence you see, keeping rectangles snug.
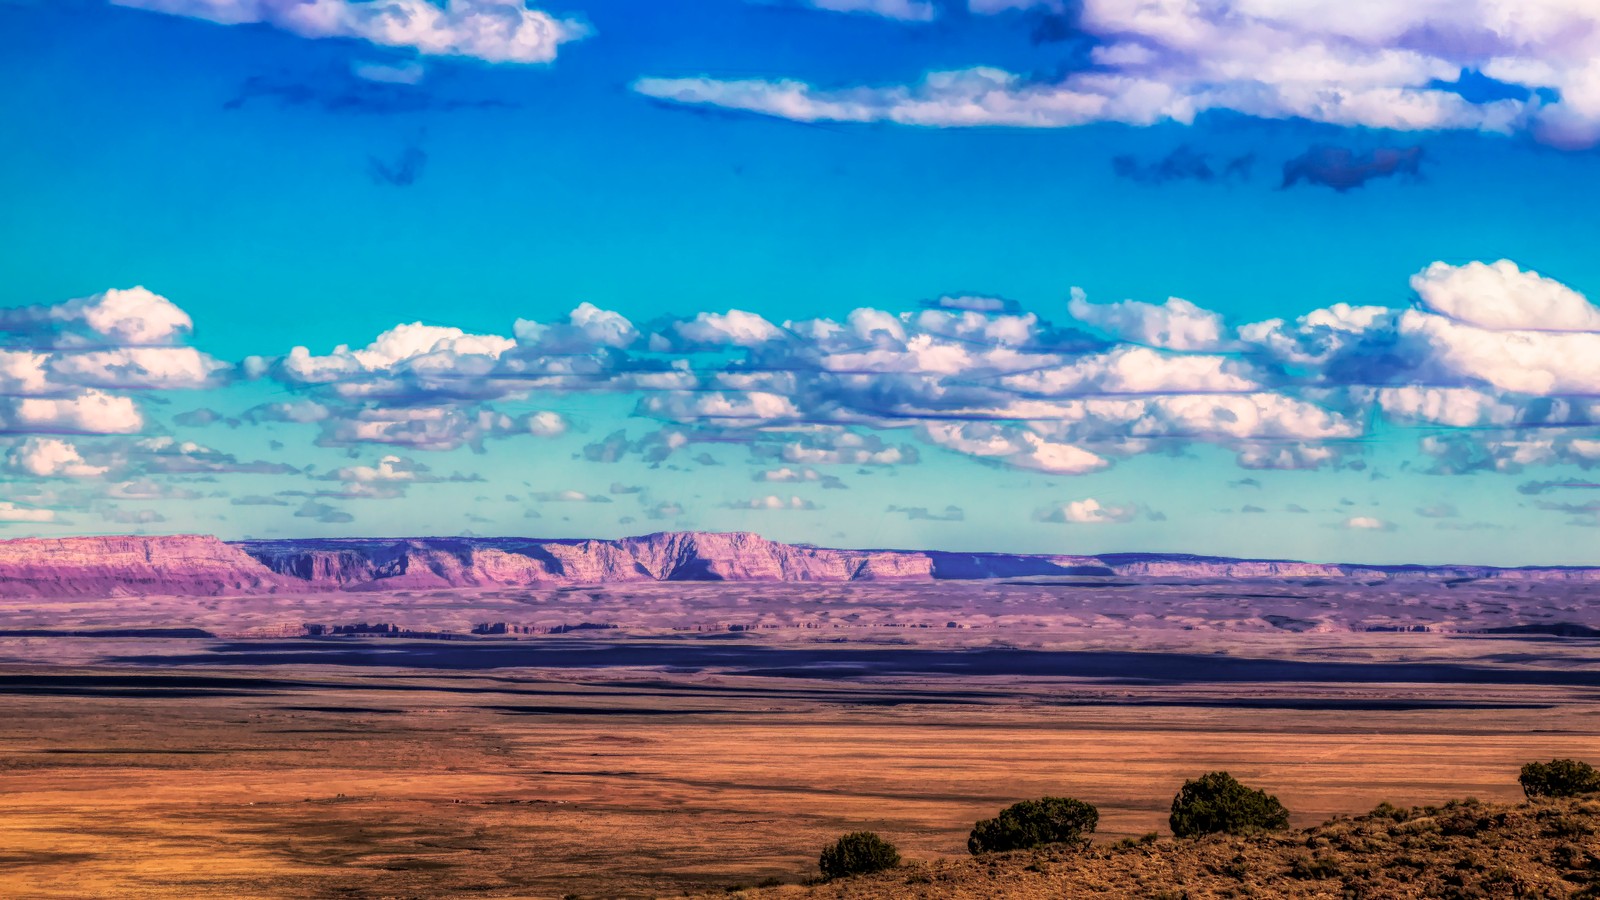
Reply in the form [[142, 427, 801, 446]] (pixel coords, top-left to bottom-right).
[[113, 0, 589, 64], [0, 501, 57, 524], [239, 257, 1600, 487], [5, 438, 109, 478], [1342, 515, 1396, 531], [1034, 497, 1142, 524], [1066, 288, 1226, 351], [721, 494, 819, 510], [16, 253, 1585, 542], [1411, 259, 1600, 332], [323, 454, 480, 485], [0, 287, 221, 447], [751, 431, 919, 467], [753, 466, 847, 489], [2, 390, 146, 435]]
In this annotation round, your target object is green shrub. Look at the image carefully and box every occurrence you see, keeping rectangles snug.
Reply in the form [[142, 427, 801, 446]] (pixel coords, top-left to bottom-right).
[[818, 831, 900, 880], [967, 796, 1099, 854], [1169, 772, 1290, 837], [1520, 759, 1600, 799]]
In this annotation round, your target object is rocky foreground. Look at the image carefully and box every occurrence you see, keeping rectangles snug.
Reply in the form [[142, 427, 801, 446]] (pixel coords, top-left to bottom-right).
[[734, 797, 1600, 899], [2, 531, 1600, 598]]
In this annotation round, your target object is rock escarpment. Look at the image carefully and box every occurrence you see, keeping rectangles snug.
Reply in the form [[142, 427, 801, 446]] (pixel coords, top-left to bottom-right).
[[235, 532, 934, 592], [0, 535, 288, 598], [1, 531, 1598, 598]]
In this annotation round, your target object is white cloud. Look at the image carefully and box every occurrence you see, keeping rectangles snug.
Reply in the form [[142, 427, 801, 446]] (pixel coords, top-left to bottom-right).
[[5, 438, 109, 478], [638, 391, 800, 425], [0, 502, 55, 523], [329, 455, 427, 483], [636, 2, 1600, 146], [1399, 309, 1600, 396], [722, 494, 819, 510], [671, 310, 782, 348], [5, 391, 144, 434], [998, 346, 1256, 395], [48, 346, 227, 390], [1411, 260, 1600, 332], [1343, 515, 1396, 531], [74, 287, 194, 344], [1067, 288, 1226, 350], [1034, 497, 1142, 524], [283, 322, 515, 385], [113, 0, 588, 64], [229, 257, 1600, 485]]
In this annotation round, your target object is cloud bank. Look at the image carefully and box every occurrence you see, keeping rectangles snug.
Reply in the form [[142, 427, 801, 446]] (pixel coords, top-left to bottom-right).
[[637, 1, 1600, 147], [10, 257, 1600, 529]]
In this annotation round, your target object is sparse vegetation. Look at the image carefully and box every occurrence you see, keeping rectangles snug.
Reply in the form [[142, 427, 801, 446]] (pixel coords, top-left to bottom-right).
[[1169, 772, 1290, 837], [1520, 758, 1600, 799], [714, 796, 1600, 898], [967, 796, 1099, 854], [818, 831, 900, 880]]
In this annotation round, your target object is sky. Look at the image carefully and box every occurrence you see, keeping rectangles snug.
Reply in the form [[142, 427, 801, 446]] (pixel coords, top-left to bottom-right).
[[5, 0, 1600, 564]]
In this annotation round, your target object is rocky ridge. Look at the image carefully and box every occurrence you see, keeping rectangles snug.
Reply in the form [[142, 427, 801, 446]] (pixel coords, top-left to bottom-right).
[[0, 531, 1597, 598]]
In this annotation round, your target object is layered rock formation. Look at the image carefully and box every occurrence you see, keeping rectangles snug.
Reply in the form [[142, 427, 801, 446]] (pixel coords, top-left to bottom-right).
[[0, 535, 288, 598], [235, 531, 934, 592], [0, 530, 1597, 598]]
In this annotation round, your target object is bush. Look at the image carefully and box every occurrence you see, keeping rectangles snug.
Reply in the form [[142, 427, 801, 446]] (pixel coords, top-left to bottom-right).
[[818, 831, 900, 880], [967, 796, 1099, 854], [1520, 759, 1600, 799], [1169, 772, 1290, 837]]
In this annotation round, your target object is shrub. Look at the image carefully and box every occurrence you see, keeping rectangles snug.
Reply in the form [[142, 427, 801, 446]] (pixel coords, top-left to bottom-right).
[[967, 796, 1099, 854], [818, 831, 900, 880], [1520, 759, 1600, 799], [1169, 772, 1290, 837], [1288, 853, 1342, 879]]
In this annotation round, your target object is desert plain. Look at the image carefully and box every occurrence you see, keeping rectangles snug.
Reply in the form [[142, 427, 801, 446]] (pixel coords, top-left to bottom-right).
[[1, 569, 1598, 898]]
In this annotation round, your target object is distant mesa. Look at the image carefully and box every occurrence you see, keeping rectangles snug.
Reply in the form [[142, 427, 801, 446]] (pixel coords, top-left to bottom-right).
[[0, 531, 1597, 598]]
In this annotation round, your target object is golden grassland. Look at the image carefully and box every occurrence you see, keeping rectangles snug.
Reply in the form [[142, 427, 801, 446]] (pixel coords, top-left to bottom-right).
[[0, 641, 1597, 898]]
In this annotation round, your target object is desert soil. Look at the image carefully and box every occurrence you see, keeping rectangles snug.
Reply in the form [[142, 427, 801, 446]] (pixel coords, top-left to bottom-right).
[[0, 580, 1597, 898]]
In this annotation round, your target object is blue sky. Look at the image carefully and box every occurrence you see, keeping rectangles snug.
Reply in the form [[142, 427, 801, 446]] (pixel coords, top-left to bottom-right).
[[5, 0, 1600, 564]]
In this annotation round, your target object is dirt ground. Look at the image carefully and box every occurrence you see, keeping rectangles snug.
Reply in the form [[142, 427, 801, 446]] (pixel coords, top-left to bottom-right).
[[1, 581, 1598, 898]]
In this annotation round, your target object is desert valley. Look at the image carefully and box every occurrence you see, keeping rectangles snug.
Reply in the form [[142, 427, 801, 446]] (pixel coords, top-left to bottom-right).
[[0, 531, 1596, 897]]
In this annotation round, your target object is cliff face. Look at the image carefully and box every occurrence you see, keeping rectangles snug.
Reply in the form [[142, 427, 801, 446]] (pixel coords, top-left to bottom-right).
[[239, 532, 934, 590], [1, 531, 1597, 598], [0, 535, 288, 598]]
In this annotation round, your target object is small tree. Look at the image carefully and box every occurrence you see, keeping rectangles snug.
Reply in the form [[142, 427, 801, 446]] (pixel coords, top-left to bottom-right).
[[967, 797, 1099, 854], [1169, 772, 1289, 837], [818, 831, 900, 880], [1520, 759, 1600, 799]]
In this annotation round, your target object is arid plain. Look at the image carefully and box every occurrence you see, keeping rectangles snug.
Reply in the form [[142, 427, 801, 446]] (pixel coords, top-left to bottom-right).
[[2, 571, 1599, 898]]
